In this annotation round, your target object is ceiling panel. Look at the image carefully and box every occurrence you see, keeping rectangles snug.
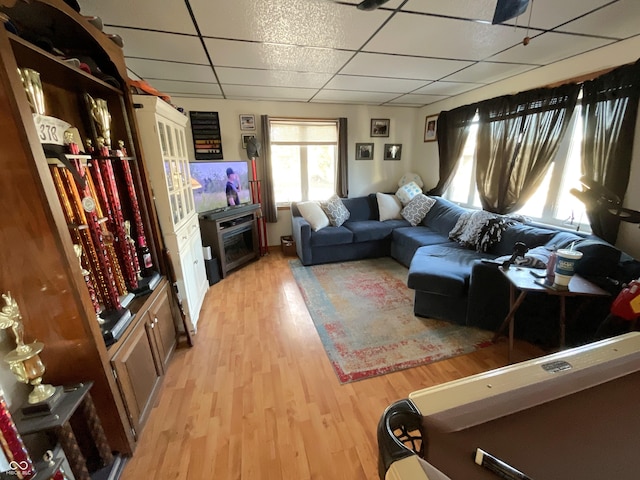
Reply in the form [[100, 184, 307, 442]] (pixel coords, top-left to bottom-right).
[[126, 58, 217, 83], [324, 75, 428, 93], [366, 12, 528, 60], [78, 0, 196, 34], [216, 67, 332, 88], [191, 0, 391, 49], [341, 53, 474, 80], [205, 38, 354, 73], [75, 0, 639, 107]]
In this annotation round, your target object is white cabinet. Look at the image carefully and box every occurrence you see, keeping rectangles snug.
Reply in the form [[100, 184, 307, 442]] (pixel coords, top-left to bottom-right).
[[134, 95, 208, 331]]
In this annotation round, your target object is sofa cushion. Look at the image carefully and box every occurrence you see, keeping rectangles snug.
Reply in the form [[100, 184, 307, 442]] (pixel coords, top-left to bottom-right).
[[309, 226, 353, 247], [490, 223, 561, 255], [422, 197, 467, 235], [376, 192, 403, 221], [408, 245, 485, 296], [574, 237, 621, 278], [391, 227, 452, 266], [396, 181, 423, 205], [401, 194, 436, 226], [297, 201, 330, 231], [495, 245, 553, 269], [343, 220, 394, 242], [321, 194, 350, 227], [342, 196, 377, 221]]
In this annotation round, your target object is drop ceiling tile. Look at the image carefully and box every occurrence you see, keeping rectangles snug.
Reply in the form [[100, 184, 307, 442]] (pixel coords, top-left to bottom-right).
[[402, 0, 497, 21], [490, 32, 614, 65], [366, 12, 525, 60], [191, 0, 390, 49], [324, 75, 427, 93], [223, 85, 317, 101], [126, 58, 216, 83], [311, 90, 399, 104], [386, 93, 448, 106], [146, 79, 222, 96], [216, 67, 332, 88], [446, 62, 538, 83], [205, 38, 353, 73], [78, 0, 196, 34], [341, 52, 474, 80], [107, 27, 208, 64], [559, 0, 640, 39], [414, 81, 481, 96]]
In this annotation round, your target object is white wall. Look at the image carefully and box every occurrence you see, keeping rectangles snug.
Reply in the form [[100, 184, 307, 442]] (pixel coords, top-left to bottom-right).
[[170, 98, 419, 245], [414, 35, 640, 259], [170, 35, 640, 256]]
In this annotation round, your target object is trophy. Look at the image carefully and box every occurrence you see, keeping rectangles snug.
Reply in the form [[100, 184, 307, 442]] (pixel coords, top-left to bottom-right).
[[0, 292, 59, 407], [86, 94, 111, 155], [18, 67, 45, 115]]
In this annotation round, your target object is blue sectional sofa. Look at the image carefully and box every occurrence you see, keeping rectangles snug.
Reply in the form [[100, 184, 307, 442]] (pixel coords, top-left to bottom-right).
[[291, 194, 638, 345]]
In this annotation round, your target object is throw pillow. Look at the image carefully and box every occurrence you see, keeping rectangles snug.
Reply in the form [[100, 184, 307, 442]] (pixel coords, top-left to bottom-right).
[[376, 192, 403, 221], [297, 201, 330, 231], [395, 181, 423, 205], [398, 172, 424, 188], [401, 194, 436, 226], [320, 194, 350, 227]]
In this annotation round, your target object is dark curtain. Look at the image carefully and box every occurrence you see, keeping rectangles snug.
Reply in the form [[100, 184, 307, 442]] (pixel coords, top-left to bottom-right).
[[476, 83, 580, 214], [580, 60, 640, 244], [260, 114, 277, 222], [337, 117, 348, 197], [427, 104, 478, 196]]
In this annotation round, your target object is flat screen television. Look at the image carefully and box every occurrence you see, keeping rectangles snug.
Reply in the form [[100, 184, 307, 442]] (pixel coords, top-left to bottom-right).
[[189, 161, 252, 214]]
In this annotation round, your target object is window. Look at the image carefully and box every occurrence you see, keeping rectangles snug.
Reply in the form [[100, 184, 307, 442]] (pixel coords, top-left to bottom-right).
[[444, 105, 589, 231], [269, 119, 338, 204]]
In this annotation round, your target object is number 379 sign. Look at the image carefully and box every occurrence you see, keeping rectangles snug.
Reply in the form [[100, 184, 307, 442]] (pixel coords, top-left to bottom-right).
[[33, 114, 72, 146]]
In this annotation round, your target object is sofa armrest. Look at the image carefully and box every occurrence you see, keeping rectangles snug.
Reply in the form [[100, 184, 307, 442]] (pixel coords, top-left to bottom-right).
[[291, 215, 313, 265]]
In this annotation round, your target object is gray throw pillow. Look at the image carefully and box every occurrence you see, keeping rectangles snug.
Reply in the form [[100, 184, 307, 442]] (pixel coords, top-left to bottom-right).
[[321, 194, 350, 227], [401, 194, 436, 226]]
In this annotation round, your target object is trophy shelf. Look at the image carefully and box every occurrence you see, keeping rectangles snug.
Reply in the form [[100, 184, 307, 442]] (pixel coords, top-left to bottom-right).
[[0, 0, 180, 457]]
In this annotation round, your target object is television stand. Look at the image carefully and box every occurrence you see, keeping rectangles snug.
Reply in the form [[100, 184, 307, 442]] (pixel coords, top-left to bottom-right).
[[199, 204, 260, 278]]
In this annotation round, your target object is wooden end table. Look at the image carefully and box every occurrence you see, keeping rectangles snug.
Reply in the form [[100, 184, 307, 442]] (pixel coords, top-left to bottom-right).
[[493, 267, 610, 362]]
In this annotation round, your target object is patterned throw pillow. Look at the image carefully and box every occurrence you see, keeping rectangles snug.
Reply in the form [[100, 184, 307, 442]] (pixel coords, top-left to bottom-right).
[[297, 201, 330, 231], [396, 181, 423, 205], [398, 172, 424, 188], [401, 194, 436, 226], [320, 194, 350, 227]]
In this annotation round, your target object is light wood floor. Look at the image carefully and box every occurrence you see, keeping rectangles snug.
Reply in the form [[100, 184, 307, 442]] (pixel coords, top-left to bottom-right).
[[121, 251, 544, 480]]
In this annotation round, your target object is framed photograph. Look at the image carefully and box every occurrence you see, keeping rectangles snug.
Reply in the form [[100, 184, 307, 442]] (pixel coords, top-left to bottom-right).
[[424, 115, 438, 142], [239, 114, 256, 131], [355, 142, 374, 160], [241, 133, 256, 149], [370, 118, 390, 137], [384, 143, 402, 160]]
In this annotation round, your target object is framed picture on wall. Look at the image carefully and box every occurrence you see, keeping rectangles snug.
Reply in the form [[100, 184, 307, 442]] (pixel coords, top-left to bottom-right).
[[424, 115, 438, 142], [384, 144, 402, 160], [370, 118, 390, 137], [356, 143, 374, 160], [242, 133, 256, 149], [239, 114, 256, 131]]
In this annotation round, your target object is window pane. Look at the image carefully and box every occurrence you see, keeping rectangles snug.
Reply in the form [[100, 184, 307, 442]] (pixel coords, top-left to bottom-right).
[[516, 164, 553, 218], [272, 145, 301, 203], [271, 122, 337, 142], [554, 113, 588, 227], [307, 145, 336, 201]]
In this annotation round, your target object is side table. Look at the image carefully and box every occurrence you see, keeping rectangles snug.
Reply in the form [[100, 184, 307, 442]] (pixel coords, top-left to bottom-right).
[[14, 382, 113, 480], [493, 267, 610, 362]]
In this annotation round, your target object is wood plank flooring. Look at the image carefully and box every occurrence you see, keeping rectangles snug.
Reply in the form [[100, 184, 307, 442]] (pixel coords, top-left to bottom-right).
[[120, 251, 544, 479]]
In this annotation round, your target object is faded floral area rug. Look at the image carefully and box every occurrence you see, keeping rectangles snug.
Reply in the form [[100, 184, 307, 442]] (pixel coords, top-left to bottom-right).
[[290, 257, 493, 383]]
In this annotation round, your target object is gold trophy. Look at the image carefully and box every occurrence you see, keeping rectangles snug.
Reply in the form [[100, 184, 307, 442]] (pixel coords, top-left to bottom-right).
[[86, 94, 112, 154], [18, 67, 45, 115], [0, 292, 59, 407]]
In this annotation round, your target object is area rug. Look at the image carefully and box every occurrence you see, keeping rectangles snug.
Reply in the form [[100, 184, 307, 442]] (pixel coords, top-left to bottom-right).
[[290, 258, 493, 383]]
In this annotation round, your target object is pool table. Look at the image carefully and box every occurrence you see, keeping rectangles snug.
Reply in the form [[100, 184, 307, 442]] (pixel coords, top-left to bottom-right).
[[378, 332, 640, 480]]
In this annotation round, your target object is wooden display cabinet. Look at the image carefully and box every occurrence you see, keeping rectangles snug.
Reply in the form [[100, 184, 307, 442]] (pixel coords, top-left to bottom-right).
[[0, 0, 180, 456]]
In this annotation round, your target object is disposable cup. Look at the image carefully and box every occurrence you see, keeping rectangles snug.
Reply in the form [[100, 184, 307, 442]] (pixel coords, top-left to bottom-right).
[[553, 249, 583, 286]]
